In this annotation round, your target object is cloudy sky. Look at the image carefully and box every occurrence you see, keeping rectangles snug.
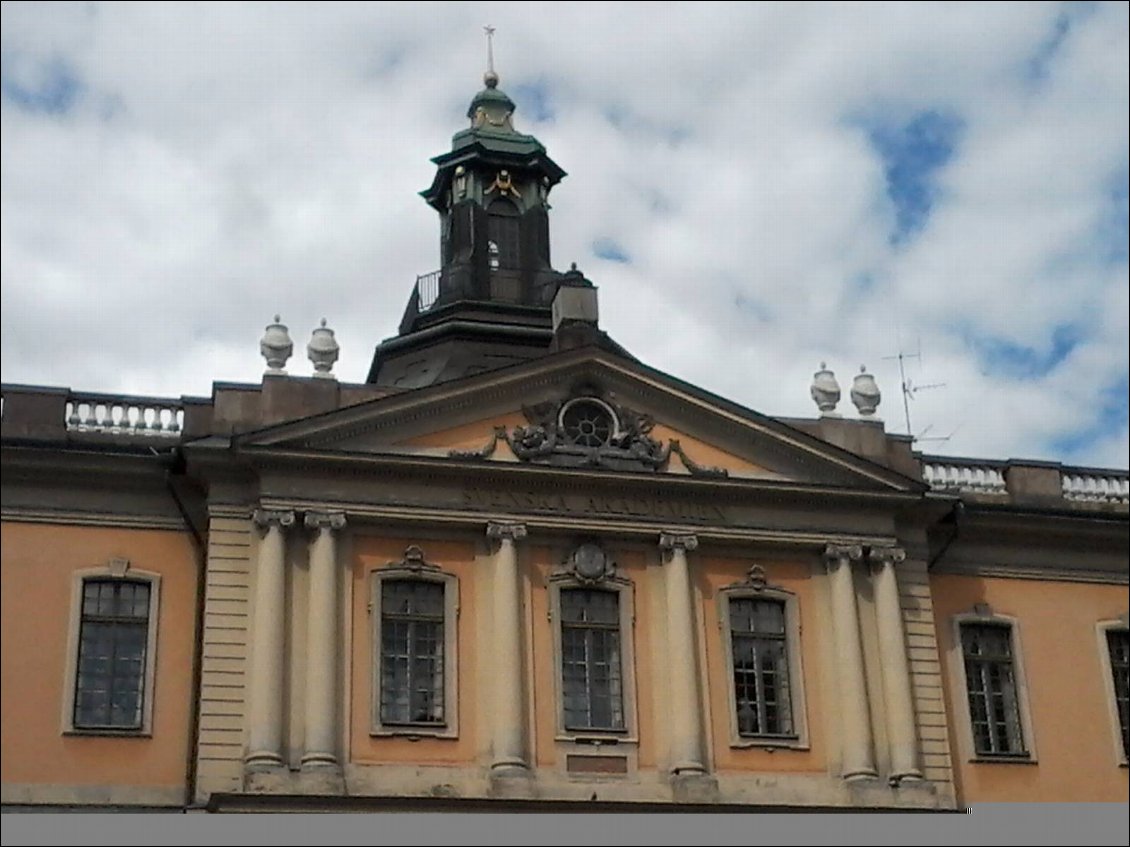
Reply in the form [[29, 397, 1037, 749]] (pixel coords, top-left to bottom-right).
[[2, 2, 1127, 469]]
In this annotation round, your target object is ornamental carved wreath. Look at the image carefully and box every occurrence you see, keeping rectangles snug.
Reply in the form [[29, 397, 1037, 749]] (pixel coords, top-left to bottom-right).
[[449, 386, 727, 478]]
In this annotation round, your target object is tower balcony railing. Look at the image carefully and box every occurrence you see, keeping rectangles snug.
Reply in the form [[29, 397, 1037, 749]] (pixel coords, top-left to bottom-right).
[[416, 270, 442, 313]]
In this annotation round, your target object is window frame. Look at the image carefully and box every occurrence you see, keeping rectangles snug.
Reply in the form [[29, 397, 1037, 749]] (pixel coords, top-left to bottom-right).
[[1096, 617, 1130, 767], [369, 548, 459, 739], [548, 556, 639, 745], [60, 561, 161, 737], [716, 576, 809, 750], [486, 198, 521, 271], [949, 611, 1038, 764]]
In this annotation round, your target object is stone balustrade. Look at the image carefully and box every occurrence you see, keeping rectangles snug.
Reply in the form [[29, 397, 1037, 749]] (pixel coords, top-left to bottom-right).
[[65, 393, 184, 437], [921, 460, 1008, 495], [1061, 471, 1130, 505]]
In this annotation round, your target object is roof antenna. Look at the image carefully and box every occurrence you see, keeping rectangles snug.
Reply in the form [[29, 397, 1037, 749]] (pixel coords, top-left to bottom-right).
[[483, 25, 498, 87], [881, 338, 946, 441]]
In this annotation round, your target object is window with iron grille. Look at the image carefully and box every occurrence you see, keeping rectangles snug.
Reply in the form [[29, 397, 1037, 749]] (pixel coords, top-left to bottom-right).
[[729, 597, 794, 737], [1107, 629, 1129, 759], [560, 588, 624, 731], [560, 400, 615, 449], [380, 580, 446, 726], [73, 579, 151, 730], [960, 622, 1028, 757], [487, 200, 520, 270]]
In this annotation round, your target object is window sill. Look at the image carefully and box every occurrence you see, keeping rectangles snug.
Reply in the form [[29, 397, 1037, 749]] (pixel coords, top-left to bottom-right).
[[63, 728, 151, 739], [370, 727, 458, 741], [968, 754, 1037, 765], [731, 736, 808, 751], [555, 733, 638, 747]]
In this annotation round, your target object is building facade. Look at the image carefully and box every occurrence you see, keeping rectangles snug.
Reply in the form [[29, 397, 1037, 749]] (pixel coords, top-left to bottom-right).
[[2, 70, 1127, 813]]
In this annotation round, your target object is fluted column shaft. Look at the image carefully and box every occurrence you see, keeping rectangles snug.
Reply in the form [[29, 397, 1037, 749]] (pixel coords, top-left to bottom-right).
[[871, 546, 922, 782], [246, 509, 294, 769], [302, 511, 346, 768], [660, 532, 706, 775], [487, 522, 529, 772], [825, 543, 877, 781]]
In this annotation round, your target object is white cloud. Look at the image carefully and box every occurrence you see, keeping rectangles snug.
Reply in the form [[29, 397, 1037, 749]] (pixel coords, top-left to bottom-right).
[[2, 1, 1126, 468]]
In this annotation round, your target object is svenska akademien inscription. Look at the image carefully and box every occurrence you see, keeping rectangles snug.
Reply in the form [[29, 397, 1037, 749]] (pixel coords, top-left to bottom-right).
[[461, 487, 728, 523]]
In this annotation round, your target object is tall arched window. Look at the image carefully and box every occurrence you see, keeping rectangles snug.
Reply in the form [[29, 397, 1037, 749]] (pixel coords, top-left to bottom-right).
[[487, 199, 520, 271]]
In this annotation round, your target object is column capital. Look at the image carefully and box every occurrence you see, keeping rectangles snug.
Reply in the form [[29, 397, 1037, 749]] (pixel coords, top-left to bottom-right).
[[868, 545, 906, 568], [823, 543, 863, 566], [659, 532, 699, 554], [487, 521, 528, 542], [305, 511, 347, 531], [253, 508, 296, 530]]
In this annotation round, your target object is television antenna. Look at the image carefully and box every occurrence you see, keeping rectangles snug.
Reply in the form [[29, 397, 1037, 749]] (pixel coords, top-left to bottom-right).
[[881, 340, 947, 441]]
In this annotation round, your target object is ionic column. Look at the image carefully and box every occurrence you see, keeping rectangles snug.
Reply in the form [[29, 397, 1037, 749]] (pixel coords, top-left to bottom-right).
[[824, 543, 877, 781], [870, 546, 922, 782], [246, 508, 294, 769], [486, 521, 529, 773], [302, 511, 346, 769], [659, 532, 706, 775]]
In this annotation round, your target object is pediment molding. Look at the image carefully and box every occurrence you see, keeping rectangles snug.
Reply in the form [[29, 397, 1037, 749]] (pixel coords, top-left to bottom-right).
[[232, 350, 923, 494]]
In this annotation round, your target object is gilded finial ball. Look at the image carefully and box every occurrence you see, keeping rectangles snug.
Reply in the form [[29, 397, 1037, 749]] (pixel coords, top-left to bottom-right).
[[484, 70, 499, 88]]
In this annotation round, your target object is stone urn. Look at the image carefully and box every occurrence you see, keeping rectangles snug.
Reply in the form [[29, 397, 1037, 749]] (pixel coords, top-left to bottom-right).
[[307, 318, 340, 378], [260, 315, 293, 375], [851, 365, 881, 416], [810, 362, 841, 415]]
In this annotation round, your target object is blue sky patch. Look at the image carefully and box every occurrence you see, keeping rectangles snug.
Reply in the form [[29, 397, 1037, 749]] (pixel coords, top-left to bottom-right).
[[1, 54, 83, 115], [1025, 3, 1096, 84], [865, 110, 963, 245], [1096, 168, 1129, 264], [967, 323, 1082, 380], [593, 238, 630, 264], [512, 79, 555, 124], [734, 292, 773, 323], [1050, 374, 1129, 458], [603, 103, 691, 147]]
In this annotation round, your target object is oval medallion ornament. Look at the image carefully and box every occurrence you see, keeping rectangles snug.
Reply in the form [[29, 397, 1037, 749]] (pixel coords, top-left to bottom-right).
[[571, 543, 609, 582]]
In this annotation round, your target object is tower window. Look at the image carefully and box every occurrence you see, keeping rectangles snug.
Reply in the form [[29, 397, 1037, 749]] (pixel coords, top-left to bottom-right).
[[487, 199, 520, 270]]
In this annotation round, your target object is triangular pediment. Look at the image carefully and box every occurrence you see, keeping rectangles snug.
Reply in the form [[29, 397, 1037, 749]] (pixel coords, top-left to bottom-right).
[[234, 348, 923, 493]]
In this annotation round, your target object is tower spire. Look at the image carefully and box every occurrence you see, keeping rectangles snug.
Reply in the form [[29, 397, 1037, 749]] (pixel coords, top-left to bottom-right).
[[483, 25, 498, 88]]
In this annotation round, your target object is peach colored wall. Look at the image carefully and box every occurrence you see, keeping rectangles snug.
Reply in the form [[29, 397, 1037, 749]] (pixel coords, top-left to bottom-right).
[[698, 557, 827, 774], [350, 536, 477, 764], [649, 424, 773, 477], [932, 574, 1128, 802], [397, 413, 528, 453], [0, 521, 198, 792], [528, 546, 656, 769]]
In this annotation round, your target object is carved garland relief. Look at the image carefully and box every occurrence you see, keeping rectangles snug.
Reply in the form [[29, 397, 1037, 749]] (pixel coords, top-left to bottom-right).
[[449, 387, 728, 478]]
